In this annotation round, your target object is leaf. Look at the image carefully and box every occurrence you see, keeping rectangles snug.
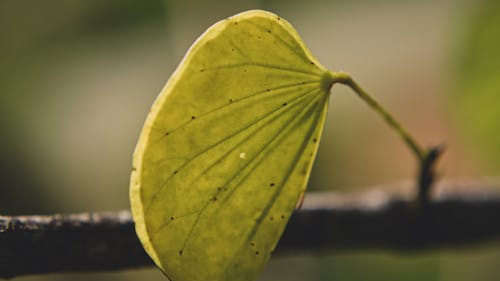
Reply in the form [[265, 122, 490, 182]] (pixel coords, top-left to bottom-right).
[[130, 9, 334, 281]]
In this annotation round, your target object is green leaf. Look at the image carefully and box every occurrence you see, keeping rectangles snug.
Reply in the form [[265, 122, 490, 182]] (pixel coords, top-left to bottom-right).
[[130, 10, 334, 281]]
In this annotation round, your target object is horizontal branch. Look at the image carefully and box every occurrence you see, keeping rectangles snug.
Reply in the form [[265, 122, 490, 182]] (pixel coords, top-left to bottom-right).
[[2, 179, 500, 278]]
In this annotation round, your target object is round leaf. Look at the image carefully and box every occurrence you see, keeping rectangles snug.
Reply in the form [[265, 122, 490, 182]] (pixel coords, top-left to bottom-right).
[[130, 10, 334, 281]]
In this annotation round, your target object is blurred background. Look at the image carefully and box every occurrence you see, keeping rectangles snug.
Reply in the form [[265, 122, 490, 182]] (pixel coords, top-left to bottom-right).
[[1, 0, 500, 280]]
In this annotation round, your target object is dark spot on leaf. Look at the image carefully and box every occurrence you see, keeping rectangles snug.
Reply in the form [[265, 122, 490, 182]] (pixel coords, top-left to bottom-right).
[[174, 170, 178, 175], [270, 216, 274, 221], [267, 29, 271, 33], [313, 138, 318, 143], [234, 21, 238, 25], [200, 69, 204, 72], [231, 48, 235, 52], [191, 116, 196, 120], [258, 36, 262, 39], [179, 250, 183, 255], [281, 215, 285, 219], [170, 217, 174, 221], [277, 17, 281, 21], [282, 102, 287, 106], [229, 98, 233, 103], [310, 61, 315, 65], [165, 132, 170, 136], [250, 242, 255, 247], [269, 183, 275, 187], [266, 88, 271, 92], [132, 167, 137, 171], [255, 251, 260, 255], [211, 196, 218, 202], [217, 186, 222, 191]]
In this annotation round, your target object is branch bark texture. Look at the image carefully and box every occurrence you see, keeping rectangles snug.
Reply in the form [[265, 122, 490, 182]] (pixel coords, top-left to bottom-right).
[[1, 180, 500, 278]]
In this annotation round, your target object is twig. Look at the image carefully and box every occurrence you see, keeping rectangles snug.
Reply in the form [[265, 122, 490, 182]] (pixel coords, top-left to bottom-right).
[[417, 144, 445, 207], [2, 179, 500, 278]]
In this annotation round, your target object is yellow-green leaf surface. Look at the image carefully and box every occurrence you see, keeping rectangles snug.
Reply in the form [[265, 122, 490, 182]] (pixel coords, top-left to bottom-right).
[[130, 9, 334, 281]]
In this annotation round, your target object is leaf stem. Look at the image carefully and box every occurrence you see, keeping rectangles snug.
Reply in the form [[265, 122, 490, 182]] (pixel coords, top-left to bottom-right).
[[329, 71, 427, 163]]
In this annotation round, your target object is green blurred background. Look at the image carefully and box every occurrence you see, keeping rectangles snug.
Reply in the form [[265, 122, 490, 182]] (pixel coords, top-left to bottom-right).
[[1, 0, 500, 280]]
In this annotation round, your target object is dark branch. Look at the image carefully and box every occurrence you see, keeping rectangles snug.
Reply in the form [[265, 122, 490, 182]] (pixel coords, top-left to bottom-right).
[[0, 211, 151, 279], [2, 180, 500, 278]]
